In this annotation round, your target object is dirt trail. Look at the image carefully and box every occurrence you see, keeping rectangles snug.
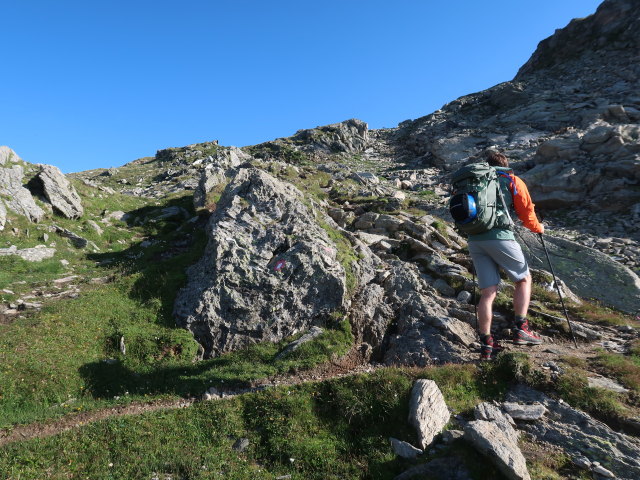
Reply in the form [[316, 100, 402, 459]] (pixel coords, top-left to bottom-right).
[[0, 348, 375, 448], [1, 326, 632, 448]]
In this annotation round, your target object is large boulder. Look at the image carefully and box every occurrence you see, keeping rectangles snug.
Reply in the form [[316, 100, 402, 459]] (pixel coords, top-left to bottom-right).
[[0, 165, 44, 222], [464, 420, 530, 480], [517, 228, 640, 314], [408, 379, 450, 449], [28, 165, 83, 219], [174, 168, 348, 357]]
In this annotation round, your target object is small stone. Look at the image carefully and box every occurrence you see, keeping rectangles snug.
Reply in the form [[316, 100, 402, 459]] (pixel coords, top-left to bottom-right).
[[389, 437, 423, 459], [441, 430, 464, 444], [502, 402, 547, 420], [592, 465, 615, 478], [392, 190, 407, 201], [433, 278, 455, 297], [456, 291, 472, 303], [232, 438, 250, 452], [573, 456, 592, 469]]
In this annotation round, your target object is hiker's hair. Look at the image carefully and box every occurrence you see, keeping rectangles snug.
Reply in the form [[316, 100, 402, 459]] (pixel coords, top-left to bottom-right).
[[486, 152, 509, 167]]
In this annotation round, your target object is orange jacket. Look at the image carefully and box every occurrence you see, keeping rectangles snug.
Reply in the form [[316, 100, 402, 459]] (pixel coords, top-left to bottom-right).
[[499, 172, 544, 233]]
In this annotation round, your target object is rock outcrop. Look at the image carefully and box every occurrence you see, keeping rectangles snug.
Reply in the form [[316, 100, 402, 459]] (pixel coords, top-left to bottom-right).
[[0, 165, 45, 222], [290, 119, 369, 154], [29, 165, 84, 219], [397, 0, 640, 215], [174, 168, 348, 357], [0, 146, 21, 165], [507, 384, 640, 480], [192, 147, 247, 209]]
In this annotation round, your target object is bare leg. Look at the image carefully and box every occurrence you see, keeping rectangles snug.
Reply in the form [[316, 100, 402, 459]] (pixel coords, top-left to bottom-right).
[[514, 274, 532, 318], [478, 285, 498, 336]]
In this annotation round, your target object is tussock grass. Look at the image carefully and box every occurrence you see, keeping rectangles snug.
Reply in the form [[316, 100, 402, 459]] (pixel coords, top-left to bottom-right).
[[555, 369, 627, 419], [595, 352, 640, 393]]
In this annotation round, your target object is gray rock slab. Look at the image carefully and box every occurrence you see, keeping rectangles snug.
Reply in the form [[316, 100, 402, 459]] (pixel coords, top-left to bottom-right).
[[104, 211, 129, 222], [464, 420, 531, 480], [52, 225, 90, 249], [31, 164, 83, 219], [408, 379, 450, 449], [86, 220, 103, 236], [474, 402, 519, 446], [393, 456, 473, 480], [587, 376, 629, 393], [517, 228, 640, 314], [276, 326, 324, 359], [389, 437, 423, 459], [0, 245, 55, 262], [502, 402, 547, 420], [433, 278, 455, 297]]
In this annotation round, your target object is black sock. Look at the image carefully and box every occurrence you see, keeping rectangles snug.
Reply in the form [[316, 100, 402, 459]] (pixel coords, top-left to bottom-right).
[[480, 334, 493, 346], [514, 315, 526, 328]]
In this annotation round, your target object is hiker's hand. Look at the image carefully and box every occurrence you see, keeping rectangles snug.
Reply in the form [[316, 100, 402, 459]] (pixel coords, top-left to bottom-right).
[[539, 224, 545, 234]]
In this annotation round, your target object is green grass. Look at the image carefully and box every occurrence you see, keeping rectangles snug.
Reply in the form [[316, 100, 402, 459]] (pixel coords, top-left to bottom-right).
[[316, 218, 360, 295], [569, 301, 635, 327], [0, 186, 357, 430], [0, 366, 519, 480], [595, 351, 640, 393], [0, 264, 353, 429]]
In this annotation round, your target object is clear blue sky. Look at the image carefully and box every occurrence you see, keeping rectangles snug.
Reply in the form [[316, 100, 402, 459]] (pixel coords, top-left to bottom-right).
[[2, 0, 602, 173]]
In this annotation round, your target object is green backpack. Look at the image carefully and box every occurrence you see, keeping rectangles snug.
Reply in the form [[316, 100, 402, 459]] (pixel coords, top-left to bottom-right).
[[448, 162, 513, 235]]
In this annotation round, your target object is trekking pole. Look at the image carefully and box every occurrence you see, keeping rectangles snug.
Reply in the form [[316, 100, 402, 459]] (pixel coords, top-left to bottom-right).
[[472, 266, 478, 331], [538, 233, 578, 348]]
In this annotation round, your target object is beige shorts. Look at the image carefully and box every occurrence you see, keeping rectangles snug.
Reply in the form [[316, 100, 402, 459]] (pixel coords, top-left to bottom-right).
[[469, 239, 529, 289]]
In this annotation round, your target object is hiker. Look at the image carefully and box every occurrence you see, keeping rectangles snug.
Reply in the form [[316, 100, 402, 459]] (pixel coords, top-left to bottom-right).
[[450, 151, 544, 360]]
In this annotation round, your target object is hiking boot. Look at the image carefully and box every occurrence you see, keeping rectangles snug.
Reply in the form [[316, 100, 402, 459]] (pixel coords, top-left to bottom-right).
[[513, 320, 543, 345], [479, 336, 505, 360]]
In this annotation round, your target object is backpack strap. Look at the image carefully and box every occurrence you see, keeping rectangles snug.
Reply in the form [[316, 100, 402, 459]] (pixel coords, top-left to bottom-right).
[[495, 170, 518, 195], [494, 171, 514, 228]]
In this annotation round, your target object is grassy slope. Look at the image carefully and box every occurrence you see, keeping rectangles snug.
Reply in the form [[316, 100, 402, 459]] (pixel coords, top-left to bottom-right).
[[0, 180, 354, 430], [1, 364, 524, 480]]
